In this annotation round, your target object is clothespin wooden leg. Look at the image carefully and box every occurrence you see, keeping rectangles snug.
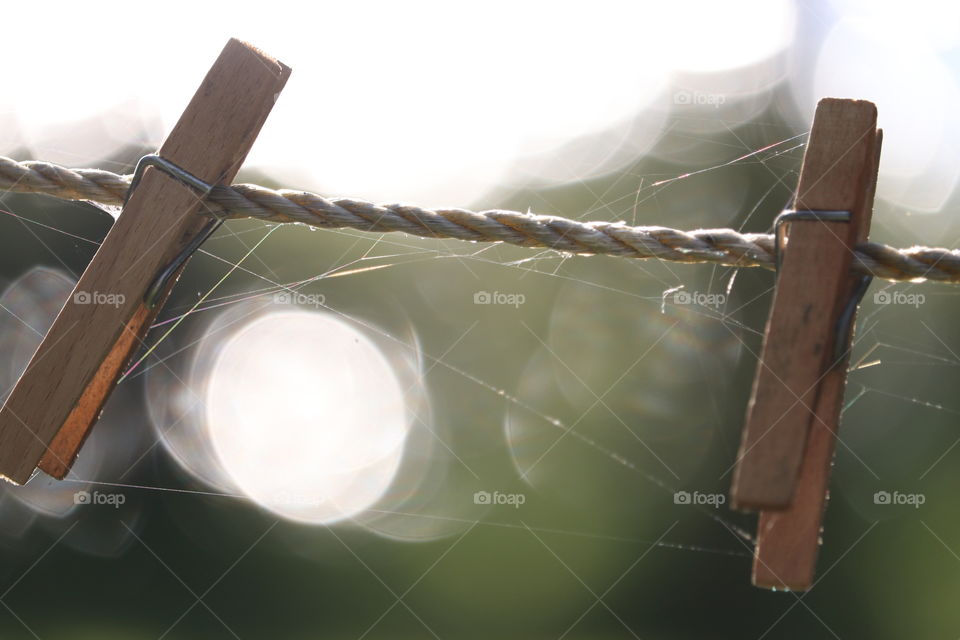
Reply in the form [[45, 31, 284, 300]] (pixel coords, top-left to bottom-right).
[[729, 98, 881, 588], [0, 39, 290, 484]]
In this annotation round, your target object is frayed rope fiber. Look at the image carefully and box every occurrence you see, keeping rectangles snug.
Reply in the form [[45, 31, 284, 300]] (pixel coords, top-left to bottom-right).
[[1, 155, 958, 283]]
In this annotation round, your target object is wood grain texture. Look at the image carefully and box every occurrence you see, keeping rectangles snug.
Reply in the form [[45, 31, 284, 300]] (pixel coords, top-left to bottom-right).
[[752, 132, 883, 591], [0, 39, 290, 483], [731, 99, 879, 510]]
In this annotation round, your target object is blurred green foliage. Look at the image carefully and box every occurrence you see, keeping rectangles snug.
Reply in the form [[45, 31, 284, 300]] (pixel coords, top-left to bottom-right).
[[1, 93, 960, 640]]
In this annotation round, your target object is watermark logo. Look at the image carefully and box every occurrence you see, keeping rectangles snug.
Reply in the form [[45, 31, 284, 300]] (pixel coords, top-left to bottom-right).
[[673, 90, 726, 108], [673, 491, 726, 507], [873, 290, 924, 308], [73, 291, 125, 308], [673, 290, 726, 308], [474, 291, 526, 308], [73, 490, 126, 509], [473, 490, 526, 508], [873, 490, 925, 509], [273, 291, 326, 308]]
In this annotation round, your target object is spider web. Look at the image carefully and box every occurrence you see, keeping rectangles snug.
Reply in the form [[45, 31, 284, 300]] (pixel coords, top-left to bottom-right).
[[0, 119, 956, 636]]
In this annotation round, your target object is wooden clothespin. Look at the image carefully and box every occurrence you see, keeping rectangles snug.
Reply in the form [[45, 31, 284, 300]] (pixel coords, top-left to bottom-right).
[[730, 98, 882, 590], [0, 39, 290, 484]]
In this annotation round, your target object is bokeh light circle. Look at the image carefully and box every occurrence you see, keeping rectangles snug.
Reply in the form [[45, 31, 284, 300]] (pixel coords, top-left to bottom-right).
[[204, 310, 409, 524]]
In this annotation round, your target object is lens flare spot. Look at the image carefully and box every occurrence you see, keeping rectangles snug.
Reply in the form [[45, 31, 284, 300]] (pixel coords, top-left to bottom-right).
[[204, 310, 409, 524]]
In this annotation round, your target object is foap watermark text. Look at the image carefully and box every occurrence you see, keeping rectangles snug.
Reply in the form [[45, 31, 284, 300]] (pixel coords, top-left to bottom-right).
[[673, 290, 726, 308], [673, 90, 726, 108], [474, 490, 526, 508], [874, 490, 925, 509], [274, 291, 326, 308], [674, 491, 726, 507], [74, 490, 126, 509], [474, 291, 525, 308], [874, 290, 924, 308], [74, 291, 125, 308]]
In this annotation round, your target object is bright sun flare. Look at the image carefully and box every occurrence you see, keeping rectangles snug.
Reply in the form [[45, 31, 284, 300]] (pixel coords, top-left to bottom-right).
[[204, 310, 409, 524]]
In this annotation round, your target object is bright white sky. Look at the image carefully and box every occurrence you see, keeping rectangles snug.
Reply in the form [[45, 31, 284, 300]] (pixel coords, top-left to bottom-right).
[[4, 1, 959, 212], [2, 0, 799, 204]]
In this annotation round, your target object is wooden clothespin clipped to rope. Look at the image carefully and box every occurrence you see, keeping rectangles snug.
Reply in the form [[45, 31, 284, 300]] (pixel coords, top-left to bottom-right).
[[0, 39, 290, 484], [730, 98, 882, 591]]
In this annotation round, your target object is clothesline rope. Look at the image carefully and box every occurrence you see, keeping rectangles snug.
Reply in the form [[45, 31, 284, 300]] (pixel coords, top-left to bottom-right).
[[1, 155, 957, 283]]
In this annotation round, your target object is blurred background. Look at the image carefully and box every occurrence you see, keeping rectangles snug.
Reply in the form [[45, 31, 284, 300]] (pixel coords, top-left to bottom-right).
[[1, 0, 959, 637]]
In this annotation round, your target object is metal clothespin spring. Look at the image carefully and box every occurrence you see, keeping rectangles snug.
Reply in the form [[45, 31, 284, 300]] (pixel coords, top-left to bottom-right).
[[125, 154, 223, 309], [772, 209, 873, 365]]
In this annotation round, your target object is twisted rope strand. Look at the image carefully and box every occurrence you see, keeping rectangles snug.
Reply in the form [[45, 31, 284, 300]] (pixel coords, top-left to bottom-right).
[[2, 155, 958, 283]]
